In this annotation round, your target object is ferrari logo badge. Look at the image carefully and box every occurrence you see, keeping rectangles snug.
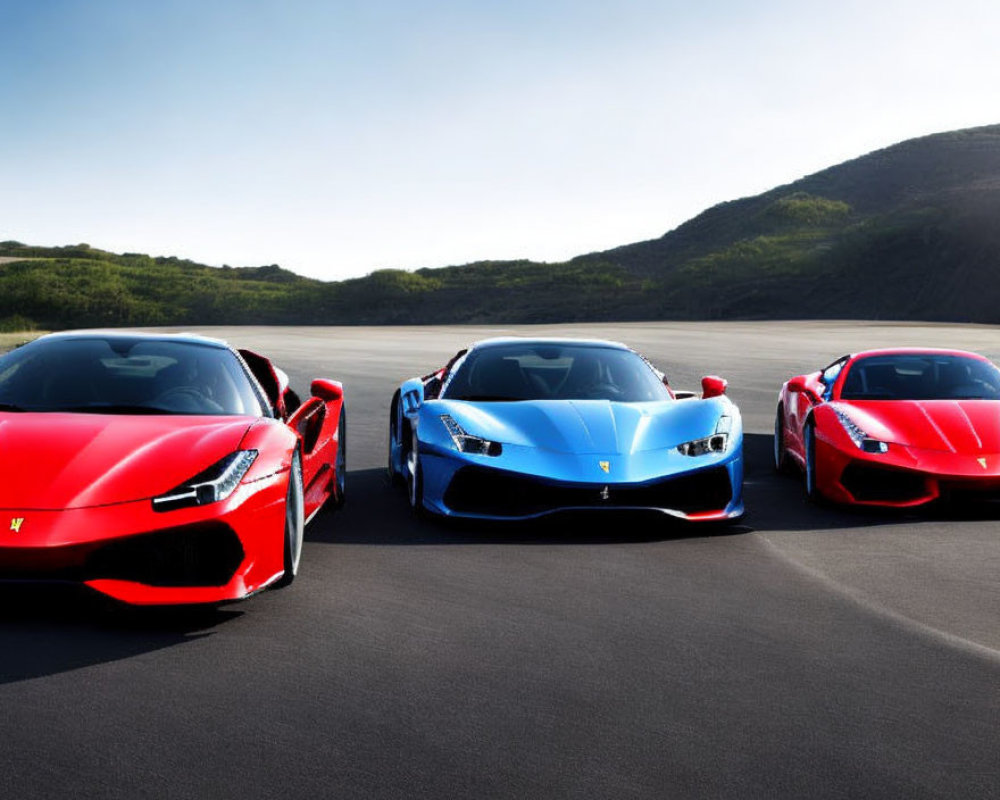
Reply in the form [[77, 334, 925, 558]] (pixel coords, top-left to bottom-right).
[[9, 517, 24, 533], [599, 486, 610, 501], [978, 457, 988, 469], [599, 461, 610, 473]]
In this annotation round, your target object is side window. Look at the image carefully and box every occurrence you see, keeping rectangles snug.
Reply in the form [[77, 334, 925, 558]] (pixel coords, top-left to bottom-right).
[[439, 351, 470, 398], [236, 348, 280, 417], [820, 357, 848, 400]]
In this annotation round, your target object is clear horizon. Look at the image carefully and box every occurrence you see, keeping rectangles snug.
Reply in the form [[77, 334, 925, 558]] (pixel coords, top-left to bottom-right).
[[2, 0, 997, 280]]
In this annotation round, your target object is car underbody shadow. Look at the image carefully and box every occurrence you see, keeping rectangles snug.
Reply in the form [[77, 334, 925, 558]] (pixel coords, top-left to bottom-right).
[[307, 468, 749, 545], [0, 583, 234, 685]]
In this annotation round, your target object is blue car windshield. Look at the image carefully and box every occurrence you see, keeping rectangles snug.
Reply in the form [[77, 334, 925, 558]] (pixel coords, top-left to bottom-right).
[[442, 343, 672, 402], [0, 336, 267, 415], [840, 354, 1000, 400]]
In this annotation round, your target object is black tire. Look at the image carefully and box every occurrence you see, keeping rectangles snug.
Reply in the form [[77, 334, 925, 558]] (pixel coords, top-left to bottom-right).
[[406, 433, 425, 516], [275, 450, 305, 588], [804, 418, 821, 502], [388, 437, 405, 488], [387, 441, 398, 486], [333, 406, 346, 509], [774, 405, 791, 474], [387, 392, 405, 487]]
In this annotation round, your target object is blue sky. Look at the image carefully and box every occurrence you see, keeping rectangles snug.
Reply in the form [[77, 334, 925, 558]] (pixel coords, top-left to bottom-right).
[[2, 0, 998, 279]]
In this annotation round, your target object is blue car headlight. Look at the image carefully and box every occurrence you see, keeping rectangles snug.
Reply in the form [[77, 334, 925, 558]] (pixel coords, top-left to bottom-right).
[[677, 434, 728, 457], [440, 415, 502, 456], [152, 450, 258, 512], [677, 415, 732, 457]]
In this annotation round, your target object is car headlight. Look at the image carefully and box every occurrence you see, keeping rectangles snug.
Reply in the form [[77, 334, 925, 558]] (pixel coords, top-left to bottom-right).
[[152, 450, 259, 512], [833, 408, 889, 453], [440, 415, 502, 456], [677, 414, 731, 457], [677, 434, 728, 457]]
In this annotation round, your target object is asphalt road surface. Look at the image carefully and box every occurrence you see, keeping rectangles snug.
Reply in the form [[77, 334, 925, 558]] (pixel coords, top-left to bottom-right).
[[2, 322, 998, 799]]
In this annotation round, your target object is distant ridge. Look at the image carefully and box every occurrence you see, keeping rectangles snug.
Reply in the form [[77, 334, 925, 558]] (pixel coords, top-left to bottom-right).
[[4, 123, 1000, 329], [579, 124, 1000, 321]]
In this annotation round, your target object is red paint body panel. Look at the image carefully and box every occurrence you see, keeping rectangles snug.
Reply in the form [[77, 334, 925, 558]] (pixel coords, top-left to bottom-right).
[[0, 333, 345, 604], [0, 470, 287, 603], [840, 399, 1000, 452], [776, 348, 1000, 507], [0, 413, 252, 509]]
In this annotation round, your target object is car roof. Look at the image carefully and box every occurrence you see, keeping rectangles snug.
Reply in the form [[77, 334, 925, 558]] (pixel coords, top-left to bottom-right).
[[33, 330, 230, 350], [468, 337, 632, 352], [849, 347, 989, 361]]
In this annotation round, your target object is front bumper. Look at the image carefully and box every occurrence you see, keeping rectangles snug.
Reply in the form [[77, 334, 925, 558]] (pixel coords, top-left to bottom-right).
[[419, 445, 744, 521], [815, 433, 1000, 507], [0, 472, 287, 605]]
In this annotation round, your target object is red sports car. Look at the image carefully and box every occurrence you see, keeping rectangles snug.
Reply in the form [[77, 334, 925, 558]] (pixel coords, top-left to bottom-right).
[[0, 331, 345, 604], [774, 348, 1000, 506]]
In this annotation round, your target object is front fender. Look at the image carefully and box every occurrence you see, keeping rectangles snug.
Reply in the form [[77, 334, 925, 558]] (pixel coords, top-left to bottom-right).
[[238, 420, 298, 482]]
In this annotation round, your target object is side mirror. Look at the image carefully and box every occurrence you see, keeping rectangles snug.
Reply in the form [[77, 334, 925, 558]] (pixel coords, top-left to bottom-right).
[[287, 397, 325, 455], [701, 375, 728, 399], [400, 378, 424, 414], [311, 379, 343, 402], [787, 375, 820, 402]]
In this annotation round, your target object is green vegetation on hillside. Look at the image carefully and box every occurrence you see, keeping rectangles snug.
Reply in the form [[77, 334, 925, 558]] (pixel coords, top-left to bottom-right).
[[0, 244, 644, 328], [0, 242, 323, 329], [5, 123, 1000, 327], [577, 124, 1000, 321]]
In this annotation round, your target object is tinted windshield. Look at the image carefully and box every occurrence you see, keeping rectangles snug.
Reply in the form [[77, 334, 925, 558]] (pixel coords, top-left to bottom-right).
[[0, 336, 266, 415], [840, 354, 1000, 400], [442, 343, 672, 402]]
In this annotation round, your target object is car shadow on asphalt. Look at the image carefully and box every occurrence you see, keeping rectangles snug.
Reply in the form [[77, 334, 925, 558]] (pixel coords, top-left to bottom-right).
[[306, 466, 751, 545], [0, 584, 235, 684]]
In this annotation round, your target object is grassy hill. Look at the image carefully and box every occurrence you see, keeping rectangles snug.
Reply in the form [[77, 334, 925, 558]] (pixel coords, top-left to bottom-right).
[[0, 244, 638, 329], [0, 244, 323, 330], [579, 124, 1000, 320], [5, 123, 1000, 328]]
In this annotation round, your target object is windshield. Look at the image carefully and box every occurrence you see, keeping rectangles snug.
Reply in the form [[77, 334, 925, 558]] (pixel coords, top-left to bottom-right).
[[0, 336, 267, 415], [441, 343, 672, 402], [840, 354, 1000, 400]]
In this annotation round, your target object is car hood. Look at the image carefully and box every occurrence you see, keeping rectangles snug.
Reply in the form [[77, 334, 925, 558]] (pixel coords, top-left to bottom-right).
[[836, 400, 1000, 453], [0, 412, 253, 510], [430, 398, 732, 455]]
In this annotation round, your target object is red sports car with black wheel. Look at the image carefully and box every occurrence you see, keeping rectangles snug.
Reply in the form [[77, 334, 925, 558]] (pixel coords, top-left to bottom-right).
[[775, 348, 1000, 507], [0, 331, 345, 604]]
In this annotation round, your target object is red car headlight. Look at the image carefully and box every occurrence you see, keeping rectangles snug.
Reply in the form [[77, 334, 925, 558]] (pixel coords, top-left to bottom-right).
[[833, 408, 889, 453], [152, 450, 259, 512]]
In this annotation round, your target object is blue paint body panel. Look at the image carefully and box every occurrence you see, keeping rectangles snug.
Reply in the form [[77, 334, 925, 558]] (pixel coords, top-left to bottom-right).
[[390, 388, 744, 522]]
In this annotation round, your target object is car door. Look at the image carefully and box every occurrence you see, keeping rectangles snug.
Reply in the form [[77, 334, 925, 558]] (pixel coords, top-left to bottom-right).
[[240, 349, 342, 516]]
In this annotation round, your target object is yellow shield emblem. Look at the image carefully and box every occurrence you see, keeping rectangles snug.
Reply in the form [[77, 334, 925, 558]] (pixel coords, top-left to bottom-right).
[[9, 517, 24, 533], [978, 457, 988, 469], [599, 461, 610, 473]]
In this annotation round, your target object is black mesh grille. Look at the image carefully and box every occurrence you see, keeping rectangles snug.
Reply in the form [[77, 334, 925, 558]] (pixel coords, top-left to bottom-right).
[[443, 465, 732, 517], [0, 522, 245, 588], [840, 463, 930, 503], [86, 523, 244, 587], [0, 543, 93, 581]]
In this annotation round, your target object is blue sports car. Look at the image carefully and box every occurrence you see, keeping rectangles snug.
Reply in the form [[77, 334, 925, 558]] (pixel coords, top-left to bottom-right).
[[387, 338, 744, 522]]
